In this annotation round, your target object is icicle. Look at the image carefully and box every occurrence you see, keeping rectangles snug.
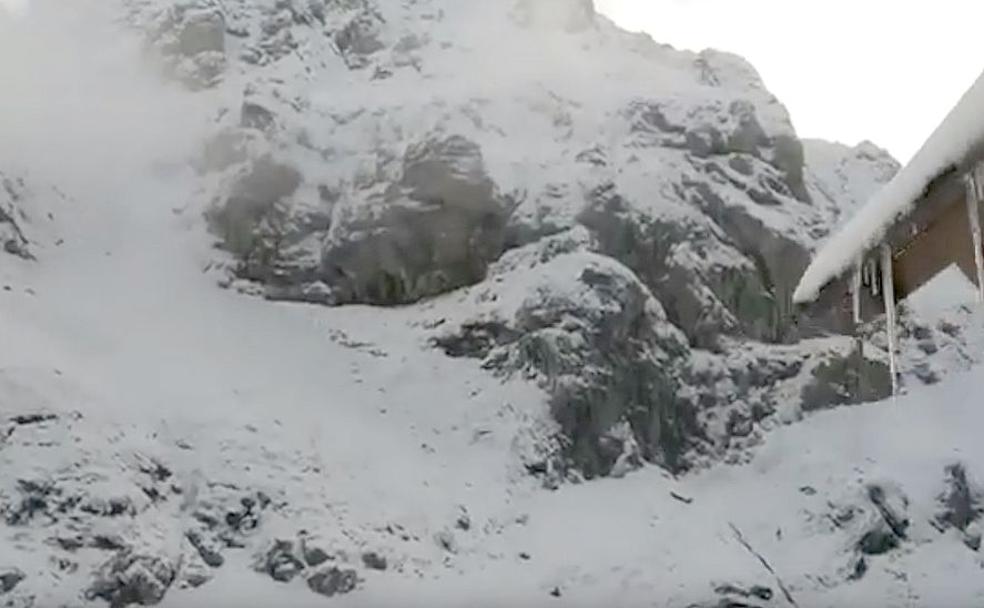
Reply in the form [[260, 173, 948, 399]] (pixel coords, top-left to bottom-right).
[[869, 259, 880, 297], [851, 257, 862, 324], [881, 244, 899, 396], [966, 168, 984, 303]]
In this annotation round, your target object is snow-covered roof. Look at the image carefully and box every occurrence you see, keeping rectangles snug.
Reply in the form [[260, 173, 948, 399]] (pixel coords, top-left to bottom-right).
[[793, 69, 984, 304]]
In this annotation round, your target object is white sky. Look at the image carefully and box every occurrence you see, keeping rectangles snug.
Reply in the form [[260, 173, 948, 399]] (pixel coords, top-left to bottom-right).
[[596, 0, 984, 163], [0, 0, 25, 14]]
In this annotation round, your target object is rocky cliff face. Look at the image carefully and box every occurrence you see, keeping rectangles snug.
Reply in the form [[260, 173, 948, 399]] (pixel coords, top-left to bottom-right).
[[1, 0, 963, 480]]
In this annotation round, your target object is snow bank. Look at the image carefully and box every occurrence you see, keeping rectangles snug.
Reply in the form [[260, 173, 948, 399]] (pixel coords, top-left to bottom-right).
[[794, 69, 984, 304]]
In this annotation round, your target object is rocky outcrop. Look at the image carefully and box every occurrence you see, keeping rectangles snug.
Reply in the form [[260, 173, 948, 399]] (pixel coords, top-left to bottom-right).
[[207, 134, 512, 306], [320, 135, 512, 305], [800, 344, 892, 411], [0, 568, 25, 595], [86, 552, 176, 607], [933, 463, 984, 550], [433, 231, 696, 476], [0, 169, 69, 263], [429, 230, 903, 475], [144, 3, 227, 89], [1, 172, 36, 260]]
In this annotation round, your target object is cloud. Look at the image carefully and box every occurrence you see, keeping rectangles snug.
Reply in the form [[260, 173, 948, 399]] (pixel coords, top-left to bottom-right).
[[0, 0, 210, 195], [0, 0, 28, 16]]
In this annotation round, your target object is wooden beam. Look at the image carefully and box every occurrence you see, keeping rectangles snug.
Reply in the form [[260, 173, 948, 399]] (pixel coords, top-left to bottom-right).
[[891, 188, 978, 299]]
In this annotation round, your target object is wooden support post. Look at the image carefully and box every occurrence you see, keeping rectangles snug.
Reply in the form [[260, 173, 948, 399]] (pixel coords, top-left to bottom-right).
[[967, 167, 984, 303], [881, 244, 899, 396]]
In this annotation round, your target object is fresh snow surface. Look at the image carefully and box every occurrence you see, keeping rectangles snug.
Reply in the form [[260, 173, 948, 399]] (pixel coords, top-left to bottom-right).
[[794, 69, 984, 304], [6, 177, 984, 605]]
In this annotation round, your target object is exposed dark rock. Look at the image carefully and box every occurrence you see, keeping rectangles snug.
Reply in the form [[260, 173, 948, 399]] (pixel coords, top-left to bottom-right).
[[578, 184, 741, 350], [855, 483, 909, 556], [934, 463, 983, 549], [683, 178, 811, 343], [186, 531, 224, 568], [0, 569, 25, 594], [1, 176, 33, 260], [307, 567, 358, 598], [335, 11, 385, 69], [867, 483, 909, 539], [322, 135, 511, 305], [9, 413, 57, 426], [208, 156, 304, 260], [255, 540, 305, 583], [90, 534, 128, 552], [455, 506, 471, 531], [80, 496, 134, 518], [177, 562, 211, 590], [240, 101, 277, 133], [300, 538, 331, 568], [434, 529, 457, 553], [86, 552, 176, 608], [433, 322, 519, 359], [936, 463, 979, 531], [437, 239, 698, 476], [858, 521, 899, 556], [801, 345, 892, 410], [5, 479, 58, 526], [713, 583, 774, 603], [847, 555, 868, 581], [361, 551, 387, 571]]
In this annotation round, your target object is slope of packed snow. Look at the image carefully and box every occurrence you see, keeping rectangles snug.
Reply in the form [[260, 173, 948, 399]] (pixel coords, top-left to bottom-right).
[[795, 69, 984, 304], [5, 185, 984, 605], [5, 1, 984, 607]]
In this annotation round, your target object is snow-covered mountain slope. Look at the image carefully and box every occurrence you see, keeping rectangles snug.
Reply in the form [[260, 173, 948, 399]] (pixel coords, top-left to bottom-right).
[[115, 0, 932, 475], [803, 139, 901, 231], [4, 1, 984, 606]]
